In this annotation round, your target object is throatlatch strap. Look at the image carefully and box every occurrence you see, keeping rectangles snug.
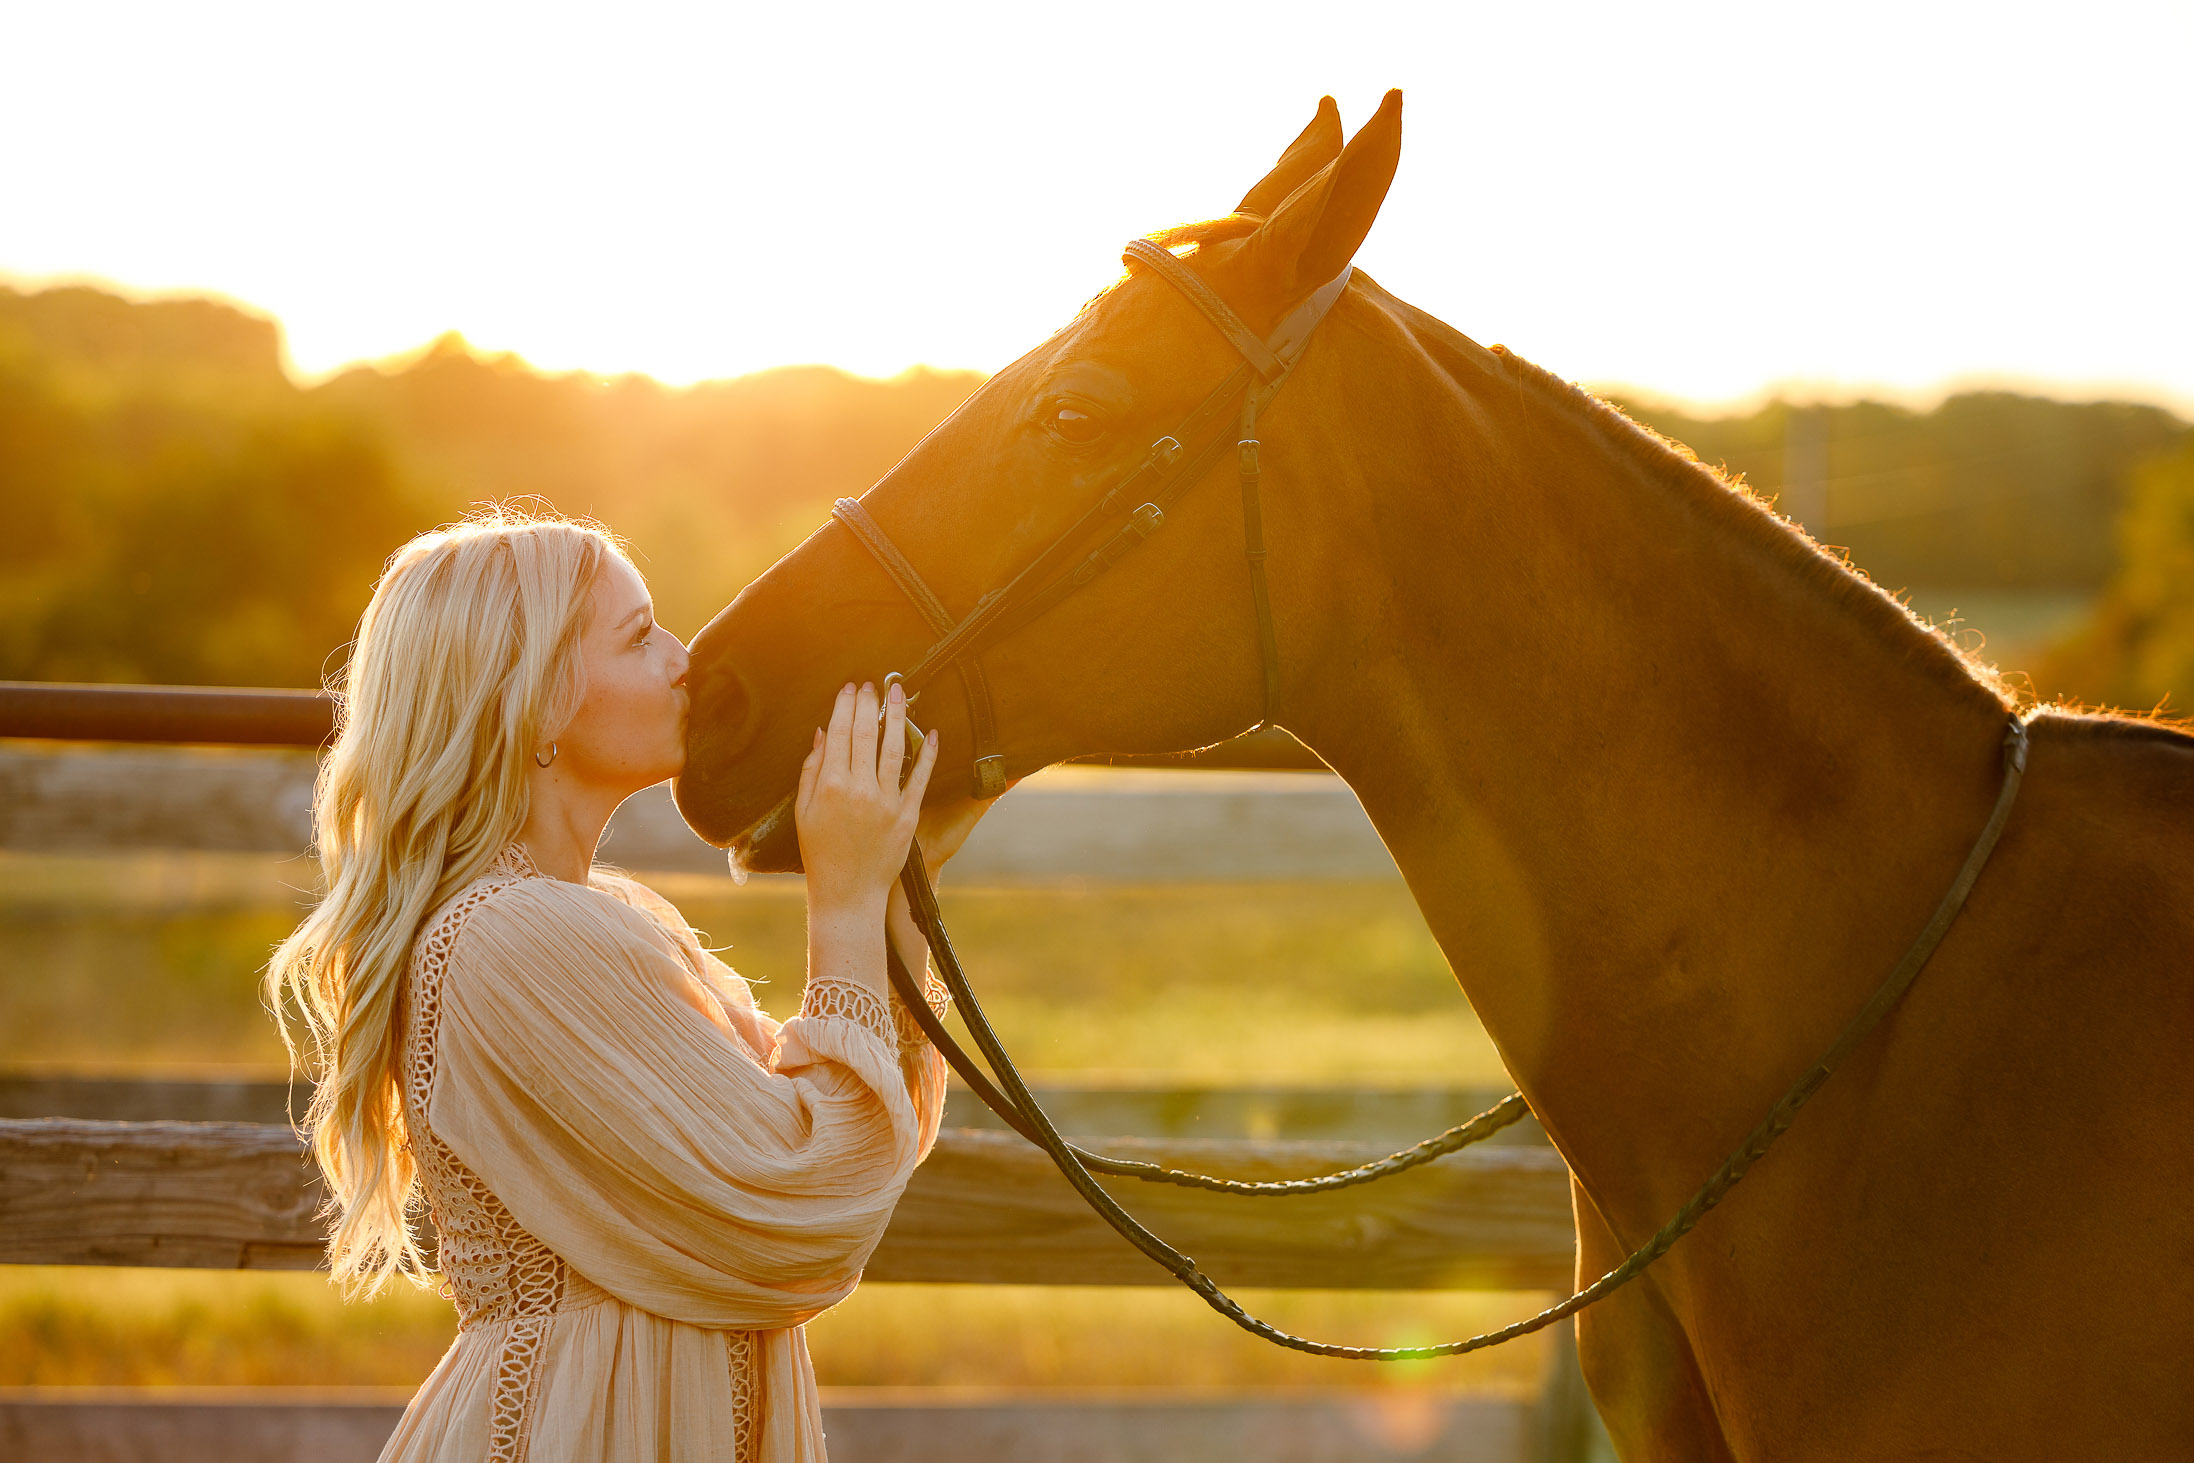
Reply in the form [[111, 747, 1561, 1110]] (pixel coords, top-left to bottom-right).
[[1121, 241, 1351, 729], [832, 241, 1352, 789], [1237, 397, 1282, 727], [957, 656, 1010, 797]]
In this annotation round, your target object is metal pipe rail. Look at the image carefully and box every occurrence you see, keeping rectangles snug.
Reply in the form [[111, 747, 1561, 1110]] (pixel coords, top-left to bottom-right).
[[0, 680, 1324, 769]]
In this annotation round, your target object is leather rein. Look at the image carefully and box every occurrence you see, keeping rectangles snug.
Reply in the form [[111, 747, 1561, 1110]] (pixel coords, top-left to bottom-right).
[[835, 236, 2035, 1358]]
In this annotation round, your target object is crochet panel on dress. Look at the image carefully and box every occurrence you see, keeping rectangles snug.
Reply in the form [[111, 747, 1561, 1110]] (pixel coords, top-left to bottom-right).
[[401, 845, 759, 1463], [798, 976, 896, 1047], [726, 1328, 759, 1463], [892, 969, 953, 1052]]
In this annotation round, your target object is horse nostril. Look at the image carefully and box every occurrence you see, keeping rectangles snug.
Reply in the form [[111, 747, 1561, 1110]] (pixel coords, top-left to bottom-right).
[[685, 655, 766, 767]]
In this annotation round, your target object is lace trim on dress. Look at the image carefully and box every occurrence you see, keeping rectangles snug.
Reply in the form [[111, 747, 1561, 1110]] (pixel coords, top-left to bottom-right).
[[726, 1328, 759, 1463], [798, 977, 895, 1047], [401, 842, 572, 1463], [892, 970, 952, 1051]]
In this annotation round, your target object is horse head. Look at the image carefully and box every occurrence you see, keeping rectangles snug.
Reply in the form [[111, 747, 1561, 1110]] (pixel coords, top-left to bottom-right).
[[677, 92, 1405, 870]]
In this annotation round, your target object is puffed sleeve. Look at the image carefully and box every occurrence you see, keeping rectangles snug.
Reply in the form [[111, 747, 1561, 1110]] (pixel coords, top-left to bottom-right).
[[427, 876, 937, 1331], [589, 869, 947, 1161]]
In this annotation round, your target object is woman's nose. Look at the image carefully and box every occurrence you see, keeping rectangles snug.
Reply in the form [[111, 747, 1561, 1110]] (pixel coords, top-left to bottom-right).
[[668, 636, 692, 687]]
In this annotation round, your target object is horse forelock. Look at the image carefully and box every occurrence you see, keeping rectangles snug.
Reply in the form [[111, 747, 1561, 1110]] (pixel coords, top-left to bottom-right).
[[1144, 215, 1265, 252]]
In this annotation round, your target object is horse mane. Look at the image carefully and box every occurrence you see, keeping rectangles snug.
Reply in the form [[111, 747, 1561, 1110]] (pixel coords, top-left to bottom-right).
[[1374, 290, 2014, 713], [2031, 704, 2194, 749], [1478, 352, 2194, 751], [1121, 237, 2186, 747], [1145, 216, 1264, 252]]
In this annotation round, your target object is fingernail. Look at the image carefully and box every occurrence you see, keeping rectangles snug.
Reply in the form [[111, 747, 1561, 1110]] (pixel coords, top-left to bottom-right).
[[842, 683, 855, 694], [889, 683, 904, 703]]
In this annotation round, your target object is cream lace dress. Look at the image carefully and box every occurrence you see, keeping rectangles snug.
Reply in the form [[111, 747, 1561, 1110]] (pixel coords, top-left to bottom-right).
[[377, 845, 948, 1463]]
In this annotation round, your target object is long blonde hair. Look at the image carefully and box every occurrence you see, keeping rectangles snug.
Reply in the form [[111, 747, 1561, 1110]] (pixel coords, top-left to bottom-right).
[[267, 505, 626, 1295]]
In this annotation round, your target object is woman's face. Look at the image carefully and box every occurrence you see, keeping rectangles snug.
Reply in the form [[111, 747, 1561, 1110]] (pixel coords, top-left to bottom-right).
[[551, 554, 691, 794]]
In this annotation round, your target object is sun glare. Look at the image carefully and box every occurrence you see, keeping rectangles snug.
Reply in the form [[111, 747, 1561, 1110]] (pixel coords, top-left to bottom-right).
[[3, 1, 2187, 411]]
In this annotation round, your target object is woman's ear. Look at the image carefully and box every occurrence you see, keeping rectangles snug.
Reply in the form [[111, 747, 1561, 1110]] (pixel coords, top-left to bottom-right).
[[1233, 89, 1403, 305]]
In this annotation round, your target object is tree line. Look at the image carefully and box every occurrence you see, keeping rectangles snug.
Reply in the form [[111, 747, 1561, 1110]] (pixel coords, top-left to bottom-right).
[[2, 282, 2186, 711]]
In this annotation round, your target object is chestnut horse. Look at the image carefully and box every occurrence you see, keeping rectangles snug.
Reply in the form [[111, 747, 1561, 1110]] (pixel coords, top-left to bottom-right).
[[676, 93, 2193, 1458]]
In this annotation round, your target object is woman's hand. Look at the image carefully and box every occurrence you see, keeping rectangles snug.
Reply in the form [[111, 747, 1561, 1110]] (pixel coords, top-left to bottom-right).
[[796, 681, 939, 928]]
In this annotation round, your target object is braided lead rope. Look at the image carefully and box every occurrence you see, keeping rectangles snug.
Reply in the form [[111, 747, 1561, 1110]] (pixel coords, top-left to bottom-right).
[[886, 918, 1533, 1197], [895, 718, 2031, 1358], [1084, 1092, 1530, 1195]]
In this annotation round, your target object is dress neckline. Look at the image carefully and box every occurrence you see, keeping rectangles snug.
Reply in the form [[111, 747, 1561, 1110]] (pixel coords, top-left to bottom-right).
[[491, 842, 545, 881]]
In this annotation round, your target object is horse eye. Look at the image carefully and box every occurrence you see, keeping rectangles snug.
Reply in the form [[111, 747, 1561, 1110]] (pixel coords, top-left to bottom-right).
[[1049, 403, 1107, 446]]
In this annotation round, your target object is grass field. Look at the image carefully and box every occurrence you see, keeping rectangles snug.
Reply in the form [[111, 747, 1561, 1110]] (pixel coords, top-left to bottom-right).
[[0, 848, 1535, 1391], [0, 1268, 1554, 1396], [0, 851, 1509, 1084]]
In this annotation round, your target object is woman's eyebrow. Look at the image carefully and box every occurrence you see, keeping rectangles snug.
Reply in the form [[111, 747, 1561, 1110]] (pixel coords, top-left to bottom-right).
[[612, 604, 651, 630]]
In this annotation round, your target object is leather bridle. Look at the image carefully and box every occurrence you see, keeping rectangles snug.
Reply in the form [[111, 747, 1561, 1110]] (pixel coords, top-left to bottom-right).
[[823, 235, 2035, 1359], [831, 236, 1352, 797]]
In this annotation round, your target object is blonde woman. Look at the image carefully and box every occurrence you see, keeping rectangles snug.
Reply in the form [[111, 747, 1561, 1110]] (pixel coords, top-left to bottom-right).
[[269, 508, 980, 1462]]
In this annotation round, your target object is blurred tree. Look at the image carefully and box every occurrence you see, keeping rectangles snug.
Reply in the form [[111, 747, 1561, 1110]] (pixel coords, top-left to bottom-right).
[[1622, 393, 2186, 589], [4, 280, 2184, 691], [2035, 438, 2194, 713], [316, 339, 981, 637], [0, 286, 982, 685], [0, 288, 422, 685]]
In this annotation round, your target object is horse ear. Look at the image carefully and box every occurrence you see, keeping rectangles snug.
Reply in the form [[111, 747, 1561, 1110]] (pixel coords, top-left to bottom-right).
[[1236, 96, 1345, 219], [1235, 89, 1402, 302]]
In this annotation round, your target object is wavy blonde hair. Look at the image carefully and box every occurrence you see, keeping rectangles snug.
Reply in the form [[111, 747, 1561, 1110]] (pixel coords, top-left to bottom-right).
[[267, 505, 627, 1295]]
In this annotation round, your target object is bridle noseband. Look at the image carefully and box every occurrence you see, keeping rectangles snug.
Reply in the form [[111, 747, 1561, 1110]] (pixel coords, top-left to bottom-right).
[[832, 235, 1352, 796]]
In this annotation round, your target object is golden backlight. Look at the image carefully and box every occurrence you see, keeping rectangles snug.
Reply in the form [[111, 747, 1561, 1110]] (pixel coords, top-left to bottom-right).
[[3, 1, 2188, 411]]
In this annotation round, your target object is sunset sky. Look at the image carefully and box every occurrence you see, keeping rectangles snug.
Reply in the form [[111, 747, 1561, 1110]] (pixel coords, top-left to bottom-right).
[[6, 1, 2188, 411]]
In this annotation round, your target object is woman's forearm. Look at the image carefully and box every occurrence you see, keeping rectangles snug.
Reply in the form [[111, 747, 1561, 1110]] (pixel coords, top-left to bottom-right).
[[807, 899, 890, 998]]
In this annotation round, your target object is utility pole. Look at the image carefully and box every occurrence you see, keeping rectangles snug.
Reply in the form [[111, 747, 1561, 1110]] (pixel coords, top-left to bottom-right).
[[1781, 404, 1830, 533]]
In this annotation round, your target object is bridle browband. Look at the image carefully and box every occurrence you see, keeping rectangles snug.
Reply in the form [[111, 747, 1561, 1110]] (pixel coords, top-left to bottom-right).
[[826, 236, 2035, 1359], [832, 236, 1352, 796]]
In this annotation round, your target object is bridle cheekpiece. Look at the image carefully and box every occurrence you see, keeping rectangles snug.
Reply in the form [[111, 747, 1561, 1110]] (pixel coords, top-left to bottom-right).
[[831, 236, 1352, 796]]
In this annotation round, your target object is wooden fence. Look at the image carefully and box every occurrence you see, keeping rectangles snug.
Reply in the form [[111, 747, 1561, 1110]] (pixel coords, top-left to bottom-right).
[[0, 683, 1609, 1462]]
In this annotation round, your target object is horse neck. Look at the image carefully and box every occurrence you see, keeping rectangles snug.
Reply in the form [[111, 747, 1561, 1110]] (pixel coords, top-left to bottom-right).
[[1278, 298, 2012, 1231]]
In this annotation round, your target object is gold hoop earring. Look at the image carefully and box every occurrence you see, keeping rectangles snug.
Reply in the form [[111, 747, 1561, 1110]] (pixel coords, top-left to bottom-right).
[[534, 742, 558, 768]]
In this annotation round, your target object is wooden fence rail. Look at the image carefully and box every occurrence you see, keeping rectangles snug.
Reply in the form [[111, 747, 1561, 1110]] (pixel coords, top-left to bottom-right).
[[0, 1074, 1548, 1146], [0, 1118, 1575, 1290], [0, 684, 1612, 1459], [0, 680, 1323, 769]]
